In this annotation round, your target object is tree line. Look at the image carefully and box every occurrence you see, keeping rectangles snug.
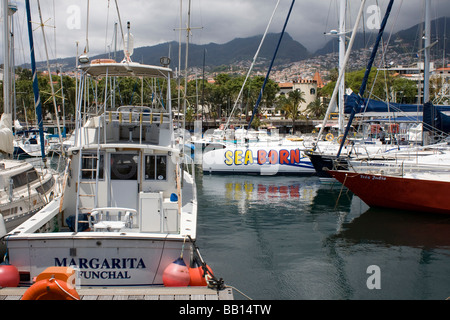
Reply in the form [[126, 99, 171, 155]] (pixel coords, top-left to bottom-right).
[[1, 66, 420, 130]]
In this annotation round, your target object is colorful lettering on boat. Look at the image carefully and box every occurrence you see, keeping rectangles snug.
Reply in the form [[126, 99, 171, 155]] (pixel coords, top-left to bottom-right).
[[224, 149, 302, 166]]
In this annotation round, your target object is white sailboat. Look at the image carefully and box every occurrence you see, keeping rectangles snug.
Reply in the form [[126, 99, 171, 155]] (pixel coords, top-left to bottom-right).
[[0, 1, 58, 237]]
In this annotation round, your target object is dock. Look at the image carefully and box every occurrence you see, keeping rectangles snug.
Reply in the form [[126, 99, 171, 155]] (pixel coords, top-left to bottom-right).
[[0, 286, 234, 300]]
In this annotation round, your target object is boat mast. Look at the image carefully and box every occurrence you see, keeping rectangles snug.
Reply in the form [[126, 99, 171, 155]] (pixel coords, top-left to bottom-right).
[[24, 0, 47, 164], [423, 0, 431, 103], [224, 0, 281, 134], [36, 0, 65, 157], [338, 0, 346, 135], [336, 0, 394, 157], [2, 0, 11, 117], [317, 0, 366, 141], [183, 0, 191, 136], [247, 0, 295, 131]]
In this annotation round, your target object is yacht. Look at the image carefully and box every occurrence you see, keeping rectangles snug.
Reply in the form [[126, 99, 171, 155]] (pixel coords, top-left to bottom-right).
[[5, 60, 198, 287]]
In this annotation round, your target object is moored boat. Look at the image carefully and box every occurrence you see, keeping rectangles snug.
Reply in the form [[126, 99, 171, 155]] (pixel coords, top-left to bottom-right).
[[4, 59, 201, 287], [202, 142, 315, 175], [328, 169, 450, 214]]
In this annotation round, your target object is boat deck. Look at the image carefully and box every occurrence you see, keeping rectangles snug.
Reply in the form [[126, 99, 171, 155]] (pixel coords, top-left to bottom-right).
[[0, 286, 234, 300]]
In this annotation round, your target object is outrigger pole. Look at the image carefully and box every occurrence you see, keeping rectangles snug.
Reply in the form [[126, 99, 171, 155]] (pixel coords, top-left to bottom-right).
[[25, 0, 46, 164], [247, 0, 295, 131]]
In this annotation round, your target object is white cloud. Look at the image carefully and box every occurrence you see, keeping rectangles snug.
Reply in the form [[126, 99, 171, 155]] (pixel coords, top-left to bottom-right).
[[3, 0, 450, 65]]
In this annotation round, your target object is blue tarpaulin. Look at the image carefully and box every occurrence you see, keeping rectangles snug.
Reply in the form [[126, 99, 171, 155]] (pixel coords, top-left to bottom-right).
[[344, 93, 426, 114], [344, 93, 450, 133]]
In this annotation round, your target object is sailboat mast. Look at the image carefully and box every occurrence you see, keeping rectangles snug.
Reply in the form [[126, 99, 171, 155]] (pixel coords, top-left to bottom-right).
[[36, 0, 64, 156], [317, 0, 366, 141], [183, 0, 191, 135], [247, 0, 295, 131], [336, 0, 394, 157], [25, 0, 46, 163], [3, 0, 11, 117], [338, 0, 346, 135], [423, 0, 431, 103]]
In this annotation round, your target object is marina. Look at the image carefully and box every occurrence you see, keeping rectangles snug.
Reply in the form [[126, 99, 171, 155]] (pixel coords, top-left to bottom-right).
[[196, 174, 450, 300], [0, 0, 449, 303]]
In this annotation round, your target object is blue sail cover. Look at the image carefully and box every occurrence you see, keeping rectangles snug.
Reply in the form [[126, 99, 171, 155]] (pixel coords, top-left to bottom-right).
[[423, 102, 450, 133], [344, 93, 425, 114], [344, 93, 450, 133]]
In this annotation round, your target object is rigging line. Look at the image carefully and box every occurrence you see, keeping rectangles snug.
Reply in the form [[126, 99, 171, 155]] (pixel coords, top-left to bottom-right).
[[53, 0, 57, 62], [318, 0, 367, 141], [223, 0, 281, 133], [356, 0, 404, 131], [105, 0, 111, 54], [358, 0, 403, 115], [114, 0, 126, 53], [247, 0, 295, 131], [337, 0, 395, 158], [85, 0, 89, 53]]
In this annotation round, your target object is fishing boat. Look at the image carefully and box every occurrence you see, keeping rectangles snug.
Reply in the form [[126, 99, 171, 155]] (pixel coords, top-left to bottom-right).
[[3, 56, 202, 287]]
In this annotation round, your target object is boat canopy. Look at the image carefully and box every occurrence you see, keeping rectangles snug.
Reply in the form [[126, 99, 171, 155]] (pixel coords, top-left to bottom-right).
[[79, 61, 172, 78], [423, 101, 450, 133], [344, 92, 450, 114]]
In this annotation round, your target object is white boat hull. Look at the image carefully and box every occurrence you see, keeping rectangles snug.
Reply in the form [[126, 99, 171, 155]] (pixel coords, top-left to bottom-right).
[[8, 233, 191, 286], [202, 145, 315, 175]]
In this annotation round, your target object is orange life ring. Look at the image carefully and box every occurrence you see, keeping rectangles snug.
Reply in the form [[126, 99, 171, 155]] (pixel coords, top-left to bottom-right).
[[21, 278, 80, 300], [91, 59, 116, 64]]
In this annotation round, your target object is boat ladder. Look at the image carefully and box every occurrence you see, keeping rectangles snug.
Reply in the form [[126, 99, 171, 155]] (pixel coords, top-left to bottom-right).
[[74, 127, 101, 231]]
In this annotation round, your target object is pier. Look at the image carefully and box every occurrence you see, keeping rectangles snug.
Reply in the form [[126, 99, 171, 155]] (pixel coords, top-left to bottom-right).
[[0, 286, 234, 300]]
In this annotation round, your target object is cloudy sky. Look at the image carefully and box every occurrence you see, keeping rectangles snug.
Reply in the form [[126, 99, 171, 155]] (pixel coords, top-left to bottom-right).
[[4, 0, 450, 65]]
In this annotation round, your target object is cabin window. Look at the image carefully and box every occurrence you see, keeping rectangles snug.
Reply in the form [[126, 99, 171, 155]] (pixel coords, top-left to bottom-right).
[[81, 153, 104, 180], [145, 155, 167, 181], [110, 153, 138, 180], [11, 168, 39, 188], [36, 177, 55, 194]]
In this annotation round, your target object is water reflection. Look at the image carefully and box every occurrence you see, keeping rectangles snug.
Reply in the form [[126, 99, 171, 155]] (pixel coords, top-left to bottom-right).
[[196, 172, 450, 300], [335, 207, 450, 248]]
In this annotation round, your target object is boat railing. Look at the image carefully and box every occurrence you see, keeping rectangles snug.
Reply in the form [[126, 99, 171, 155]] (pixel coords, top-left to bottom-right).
[[89, 207, 137, 231], [348, 163, 450, 177], [76, 107, 173, 148], [106, 108, 171, 125]]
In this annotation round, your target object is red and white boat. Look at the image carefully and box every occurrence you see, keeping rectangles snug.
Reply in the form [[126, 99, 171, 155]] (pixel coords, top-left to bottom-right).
[[328, 169, 450, 215]]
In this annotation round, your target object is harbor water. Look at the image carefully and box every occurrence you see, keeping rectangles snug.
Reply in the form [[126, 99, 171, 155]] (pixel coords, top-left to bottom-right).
[[195, 170, 450, 300]]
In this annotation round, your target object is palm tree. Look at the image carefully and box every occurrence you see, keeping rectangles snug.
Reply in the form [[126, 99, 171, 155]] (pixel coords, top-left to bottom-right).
[[306, 98, 327, 119], [278, 89, 306, 134]]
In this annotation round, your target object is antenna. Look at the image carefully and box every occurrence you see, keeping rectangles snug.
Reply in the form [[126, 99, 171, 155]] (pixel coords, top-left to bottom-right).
[[123, 21, 134, 62]]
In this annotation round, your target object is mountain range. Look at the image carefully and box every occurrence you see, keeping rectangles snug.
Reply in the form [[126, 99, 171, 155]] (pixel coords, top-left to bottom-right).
[[43, 16, 449, 72]]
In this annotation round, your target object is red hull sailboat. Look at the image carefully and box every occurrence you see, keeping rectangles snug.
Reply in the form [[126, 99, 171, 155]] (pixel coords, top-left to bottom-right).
[[329, 170, 450, 215]]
